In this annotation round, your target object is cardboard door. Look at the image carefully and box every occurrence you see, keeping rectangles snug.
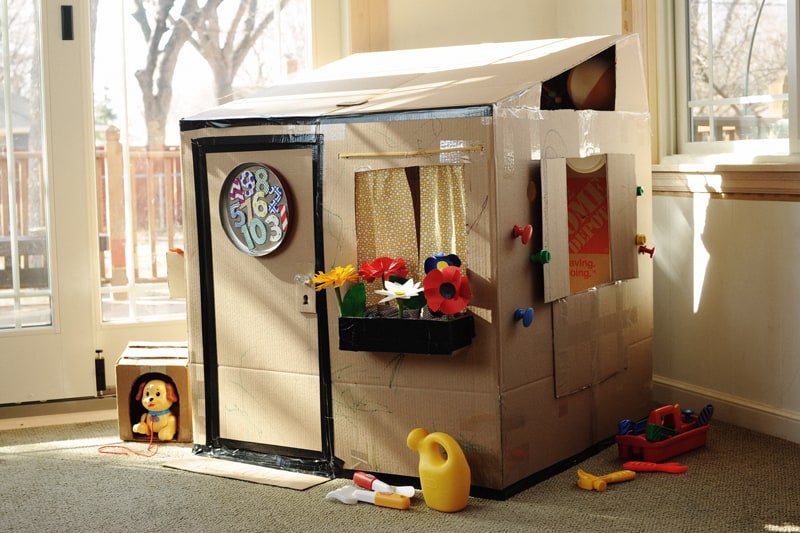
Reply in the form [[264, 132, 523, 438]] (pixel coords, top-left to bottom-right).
[[191, 135, 331, 466], [540, 154, 638, 303], [541, 158, 570, 302], [606, 153, 638, 281]]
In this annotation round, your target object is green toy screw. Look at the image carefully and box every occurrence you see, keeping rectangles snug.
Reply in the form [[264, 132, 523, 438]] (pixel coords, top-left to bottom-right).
[[530, 250, 551, 264]]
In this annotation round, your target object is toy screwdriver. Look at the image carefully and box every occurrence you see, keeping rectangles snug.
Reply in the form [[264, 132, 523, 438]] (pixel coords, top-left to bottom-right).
[[353, 471, 416, 497], [622, 461, 688, 473], [325, 485, 411, 510]]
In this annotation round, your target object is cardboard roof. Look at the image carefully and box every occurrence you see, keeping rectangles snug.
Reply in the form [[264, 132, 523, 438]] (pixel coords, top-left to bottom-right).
[[182, 34, 646, 124]]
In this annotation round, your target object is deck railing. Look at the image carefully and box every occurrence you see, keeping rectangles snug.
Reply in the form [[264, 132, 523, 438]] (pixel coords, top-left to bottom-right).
[[1, 127, 183, 289]]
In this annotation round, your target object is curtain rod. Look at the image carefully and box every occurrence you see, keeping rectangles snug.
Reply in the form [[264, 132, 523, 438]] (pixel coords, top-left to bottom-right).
[[338, 145, 483, 159]]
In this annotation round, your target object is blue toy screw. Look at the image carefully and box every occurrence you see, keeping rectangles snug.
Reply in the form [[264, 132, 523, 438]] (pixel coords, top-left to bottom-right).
[[514, 307, 534, 327]]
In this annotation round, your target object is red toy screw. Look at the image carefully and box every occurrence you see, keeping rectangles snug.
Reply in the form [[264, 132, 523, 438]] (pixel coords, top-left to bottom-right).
[[512, 224, 533, 244], [638, 244, 655, 258]]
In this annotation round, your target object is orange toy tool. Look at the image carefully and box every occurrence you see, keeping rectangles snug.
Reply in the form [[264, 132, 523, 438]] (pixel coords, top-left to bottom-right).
[[325, 485, 411, 510], [576, 468, 636, 492], [622, 461, 688, 473]]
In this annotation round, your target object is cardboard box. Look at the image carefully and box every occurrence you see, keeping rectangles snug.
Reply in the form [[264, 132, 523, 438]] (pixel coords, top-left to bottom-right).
[[115, 341, 192, 443], [166, 249, 187, 299], [179, 34, 652, 495]]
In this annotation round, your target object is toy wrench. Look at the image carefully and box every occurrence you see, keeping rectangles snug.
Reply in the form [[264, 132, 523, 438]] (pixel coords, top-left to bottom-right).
[[622, 461, 688, 473]]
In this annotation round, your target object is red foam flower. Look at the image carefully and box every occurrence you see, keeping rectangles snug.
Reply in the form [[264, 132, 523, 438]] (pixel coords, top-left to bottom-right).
[[423, 266, 471, 315], [359, 257, 408, 283]]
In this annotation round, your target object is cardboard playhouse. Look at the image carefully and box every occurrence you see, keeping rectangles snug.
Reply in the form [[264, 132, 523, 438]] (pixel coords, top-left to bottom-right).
[[179, 34, 653, 498]]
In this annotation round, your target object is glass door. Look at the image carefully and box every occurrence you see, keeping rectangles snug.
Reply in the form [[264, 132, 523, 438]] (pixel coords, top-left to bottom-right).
[[0, 1, 97, 403], [0, 0, 317, 406]]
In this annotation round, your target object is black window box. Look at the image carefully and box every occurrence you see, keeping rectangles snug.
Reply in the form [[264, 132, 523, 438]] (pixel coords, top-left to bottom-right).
[[338, 314, 475, 355]]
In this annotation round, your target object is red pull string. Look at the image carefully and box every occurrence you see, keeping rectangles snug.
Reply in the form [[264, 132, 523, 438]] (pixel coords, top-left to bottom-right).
[[98, 414, 159, 457]]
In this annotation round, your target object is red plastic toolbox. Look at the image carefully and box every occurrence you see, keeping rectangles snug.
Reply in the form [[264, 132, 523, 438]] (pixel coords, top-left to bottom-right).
[[616, 404, 711, 462]]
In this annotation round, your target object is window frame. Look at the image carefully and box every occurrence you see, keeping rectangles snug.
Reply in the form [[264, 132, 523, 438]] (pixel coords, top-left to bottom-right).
[[659, 0, 800, 165]]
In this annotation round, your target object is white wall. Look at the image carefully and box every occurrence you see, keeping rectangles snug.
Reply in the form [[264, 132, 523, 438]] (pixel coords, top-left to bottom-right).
[[653, 194, 800, 442], [386, 0, 620, 50]]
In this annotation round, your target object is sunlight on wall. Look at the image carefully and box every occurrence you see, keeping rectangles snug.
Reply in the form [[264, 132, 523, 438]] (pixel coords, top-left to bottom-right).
[[764, 523, 800, 532], [693, 192, 710, 313]]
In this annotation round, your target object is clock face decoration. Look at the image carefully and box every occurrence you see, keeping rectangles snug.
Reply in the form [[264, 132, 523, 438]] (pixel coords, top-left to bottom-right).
[[219, 162, 290, 256]]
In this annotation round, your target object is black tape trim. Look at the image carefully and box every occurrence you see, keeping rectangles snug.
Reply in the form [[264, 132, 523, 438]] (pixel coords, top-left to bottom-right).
[[190, 134, 335, 472]]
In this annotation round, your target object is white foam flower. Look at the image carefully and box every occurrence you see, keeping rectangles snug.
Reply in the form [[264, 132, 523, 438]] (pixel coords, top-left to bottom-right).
[[375, 278, 422, 303]]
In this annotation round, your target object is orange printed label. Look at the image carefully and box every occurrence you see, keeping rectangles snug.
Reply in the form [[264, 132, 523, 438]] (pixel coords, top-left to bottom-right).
[[567, 176, 610, 293]]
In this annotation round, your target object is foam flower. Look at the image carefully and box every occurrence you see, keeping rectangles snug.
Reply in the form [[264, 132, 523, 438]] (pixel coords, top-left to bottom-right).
[[423, 252, 462, 274], [375, 278, 423, 319], [359, 257, 408, 284], [375, 278, 423, 303], [312, 264, 359, 290], [312, 264, 359, 316], [423, 266, 471, 315]]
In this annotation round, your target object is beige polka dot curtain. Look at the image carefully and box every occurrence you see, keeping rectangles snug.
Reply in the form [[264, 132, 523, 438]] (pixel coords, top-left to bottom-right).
[[355, 165, 466, 291], [418, 164, 467, 277]]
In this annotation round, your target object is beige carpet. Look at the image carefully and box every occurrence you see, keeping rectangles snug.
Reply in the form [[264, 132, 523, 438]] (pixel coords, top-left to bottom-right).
[[1, 417, 799, 532]]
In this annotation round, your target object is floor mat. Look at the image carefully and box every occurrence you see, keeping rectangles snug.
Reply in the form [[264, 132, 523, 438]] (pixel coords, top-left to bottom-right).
[[164, 457, 330, 490]]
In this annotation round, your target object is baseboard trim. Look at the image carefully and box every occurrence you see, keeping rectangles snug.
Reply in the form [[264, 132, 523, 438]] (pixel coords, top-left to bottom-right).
[[652, 375, 800, 444]]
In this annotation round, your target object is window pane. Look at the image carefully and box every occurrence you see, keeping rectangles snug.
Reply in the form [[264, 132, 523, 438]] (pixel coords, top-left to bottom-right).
[[0, 1, 54, 329], [687, 0, 788, 142], [92, 0, 310, 323]]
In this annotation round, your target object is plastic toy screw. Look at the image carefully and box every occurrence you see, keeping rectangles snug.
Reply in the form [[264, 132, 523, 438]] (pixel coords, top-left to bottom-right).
[[512, 224, 533, 244], [514, 307, 534, 327], [530, 250, 551, 264], [636, 185, 645, 196], [635, 234, 647, 246], [638, 245, 655, 258]]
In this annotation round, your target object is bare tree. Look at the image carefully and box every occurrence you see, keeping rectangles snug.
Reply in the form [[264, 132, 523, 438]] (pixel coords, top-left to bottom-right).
[[129, 0, 301, 147], [130, 0, 223, 149], [689, 0, 787, 122], [1, 6, 35, 96], [186, 0, 291, 104]]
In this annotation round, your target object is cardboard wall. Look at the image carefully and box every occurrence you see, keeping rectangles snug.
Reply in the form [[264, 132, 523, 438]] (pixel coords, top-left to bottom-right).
[[491, 69, 652, 489], [320, 117, 504, 485]]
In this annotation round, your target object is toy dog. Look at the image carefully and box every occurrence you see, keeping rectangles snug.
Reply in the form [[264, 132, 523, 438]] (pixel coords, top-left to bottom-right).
[[132, 378, 178, 441]]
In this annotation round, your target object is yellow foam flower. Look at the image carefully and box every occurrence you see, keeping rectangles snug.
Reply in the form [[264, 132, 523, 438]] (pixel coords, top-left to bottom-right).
[[312, 264, 358, 291]]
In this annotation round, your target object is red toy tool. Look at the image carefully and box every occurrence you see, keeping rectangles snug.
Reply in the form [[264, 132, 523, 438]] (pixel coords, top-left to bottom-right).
[[622, 461, 688, 474]]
